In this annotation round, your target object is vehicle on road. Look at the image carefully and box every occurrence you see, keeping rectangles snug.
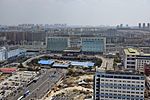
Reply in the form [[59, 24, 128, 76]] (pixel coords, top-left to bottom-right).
[[23, 90, 30, 97], [33, 77, 39, 83], [17, 96, 24, 100]]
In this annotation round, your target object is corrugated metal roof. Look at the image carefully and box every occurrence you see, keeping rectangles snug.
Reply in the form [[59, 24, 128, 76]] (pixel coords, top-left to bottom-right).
[[38, 60, 54, 65], [0, 68, 17, 73], [52, 63, 70, 68], [70, 61, 94, 67]]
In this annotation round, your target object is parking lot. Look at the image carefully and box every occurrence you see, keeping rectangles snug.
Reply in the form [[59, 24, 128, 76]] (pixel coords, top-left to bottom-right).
[[0, 71, 37, 99]]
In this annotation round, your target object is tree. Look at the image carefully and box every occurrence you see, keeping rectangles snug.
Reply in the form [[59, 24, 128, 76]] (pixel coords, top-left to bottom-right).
[[94, 59, 102, 67]]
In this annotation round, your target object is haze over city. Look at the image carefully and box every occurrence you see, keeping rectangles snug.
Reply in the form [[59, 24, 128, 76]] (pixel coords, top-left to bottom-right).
[[0, 0, 150, 26], [0, 0, 150, 100]]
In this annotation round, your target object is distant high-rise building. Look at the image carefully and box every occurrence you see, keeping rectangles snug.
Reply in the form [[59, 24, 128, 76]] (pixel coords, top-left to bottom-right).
[[143, 23, 146, 28], [120, 24, 123, 28], [147, 23, 150, 28], [139, 23, 141, 28], [94, 71, 145, 100]]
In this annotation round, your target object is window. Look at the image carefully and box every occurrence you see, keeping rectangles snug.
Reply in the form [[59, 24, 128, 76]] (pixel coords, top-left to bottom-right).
[[131, 88, 135, 90], [141, 92, 143, 94], [127, 91, 130, 93], [127, 84, 130, 86], [118, 87, 121, 89], [127, 81, 131, 83]]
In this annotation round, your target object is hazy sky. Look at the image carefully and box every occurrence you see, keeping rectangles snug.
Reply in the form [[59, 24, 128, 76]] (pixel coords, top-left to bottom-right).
[[0, 0, 150, 26]]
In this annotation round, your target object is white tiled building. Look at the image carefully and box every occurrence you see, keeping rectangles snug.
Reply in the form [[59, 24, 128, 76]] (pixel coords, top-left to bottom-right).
[[94, 71, 145, 100]]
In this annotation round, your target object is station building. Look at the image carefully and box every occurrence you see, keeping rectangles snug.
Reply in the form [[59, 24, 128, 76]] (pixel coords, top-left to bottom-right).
[[46, 34, 106, 54]]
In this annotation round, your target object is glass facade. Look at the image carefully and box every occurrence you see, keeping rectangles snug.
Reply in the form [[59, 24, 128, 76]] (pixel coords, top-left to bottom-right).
[[46, 36, 106, 53], [81, 37, 105, 53], [47, 37, 68, 51]]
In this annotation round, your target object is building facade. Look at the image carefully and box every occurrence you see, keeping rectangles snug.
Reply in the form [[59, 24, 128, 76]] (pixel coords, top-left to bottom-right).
[[136, 55, 150, 73], [123, 48, 140, 70], [94, 71, 145, 100], [144, 63, 150, 76], [123, 48, 150, 71], [0, 47, 7, 61], [46, 37, 68, 52], [81, 37, 105, 53], [46, 35, 106, 54]]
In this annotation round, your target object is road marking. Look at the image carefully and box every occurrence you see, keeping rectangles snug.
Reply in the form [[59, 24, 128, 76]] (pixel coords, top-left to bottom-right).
[[24, 70, 62, 100], [24, 73, 50, 99]]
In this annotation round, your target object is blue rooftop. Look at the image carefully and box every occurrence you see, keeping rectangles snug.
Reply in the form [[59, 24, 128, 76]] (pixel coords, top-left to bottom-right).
[[38, 60, 54, 65], [70, 61, 94, 67]]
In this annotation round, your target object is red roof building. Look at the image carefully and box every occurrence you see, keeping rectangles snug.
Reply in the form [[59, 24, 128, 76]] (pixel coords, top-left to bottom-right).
[[0, 68, 17, 74]]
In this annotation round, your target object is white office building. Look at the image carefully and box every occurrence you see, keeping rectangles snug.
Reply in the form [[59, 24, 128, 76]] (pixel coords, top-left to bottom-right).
[[123, 48, 150, 71], [94, 71, 145, 100], [0, 47, 7, 62], [123, 48, 140, 70]]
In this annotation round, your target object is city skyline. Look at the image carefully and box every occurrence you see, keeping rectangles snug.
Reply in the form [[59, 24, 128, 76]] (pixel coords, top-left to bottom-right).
[[0, 0, 150, 26]]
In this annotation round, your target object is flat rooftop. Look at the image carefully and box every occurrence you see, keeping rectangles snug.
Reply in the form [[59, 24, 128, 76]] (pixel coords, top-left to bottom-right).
[[124, 48, 140, 55], [96, 70, 143, 76], [70, 61, 94, 67], [124, 48, 150, 56], [38, 60, 54, 65], [52, 63, 70, 68], [63, 47, 81, 52]]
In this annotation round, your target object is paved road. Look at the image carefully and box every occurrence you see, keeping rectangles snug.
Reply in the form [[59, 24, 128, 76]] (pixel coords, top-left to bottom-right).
[[7, 68, 66, 100], [95, 55, 114, 70], [23, 68, 66, 100]]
